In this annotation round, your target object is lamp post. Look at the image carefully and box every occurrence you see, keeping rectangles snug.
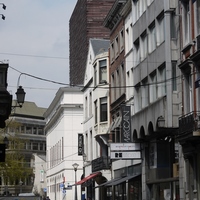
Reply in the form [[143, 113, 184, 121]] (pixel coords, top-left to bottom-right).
[[19, 181, 23, 193], [72, 163, 79, 200]]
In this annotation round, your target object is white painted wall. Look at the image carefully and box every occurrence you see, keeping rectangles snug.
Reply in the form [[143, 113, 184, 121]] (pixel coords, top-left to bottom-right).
[[45, 87, 83, 200]]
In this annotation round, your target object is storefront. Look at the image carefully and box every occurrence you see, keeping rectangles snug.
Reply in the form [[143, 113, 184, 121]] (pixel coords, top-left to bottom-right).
[[97, 164, 142, 200]]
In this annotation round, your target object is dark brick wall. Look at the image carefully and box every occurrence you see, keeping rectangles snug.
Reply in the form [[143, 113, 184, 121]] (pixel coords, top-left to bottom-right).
[[69, 0, 115, 85]]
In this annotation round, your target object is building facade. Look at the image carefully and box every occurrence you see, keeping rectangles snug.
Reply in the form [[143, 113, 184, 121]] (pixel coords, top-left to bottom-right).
[[44, 87, 83, 200], [1, 101, 46, 196], [69, 0, 115, 85], [80, 38, 111, 200], [178, 0, 200, 199]]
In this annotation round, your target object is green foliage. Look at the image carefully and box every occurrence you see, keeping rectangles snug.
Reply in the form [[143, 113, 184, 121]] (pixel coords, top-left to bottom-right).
[[0, 120, 33, 185]]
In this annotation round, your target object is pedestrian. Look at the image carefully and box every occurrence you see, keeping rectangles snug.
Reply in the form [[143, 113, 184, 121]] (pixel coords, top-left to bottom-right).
[[46, 196, 50, 200]]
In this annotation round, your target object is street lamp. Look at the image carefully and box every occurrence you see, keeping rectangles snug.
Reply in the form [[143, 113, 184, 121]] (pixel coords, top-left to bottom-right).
[[13, 86, 26, 108], [72, 163, 79, 200]]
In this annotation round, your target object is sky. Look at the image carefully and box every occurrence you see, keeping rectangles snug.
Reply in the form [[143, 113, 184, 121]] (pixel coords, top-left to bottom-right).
[[0, 0, 77, 108]]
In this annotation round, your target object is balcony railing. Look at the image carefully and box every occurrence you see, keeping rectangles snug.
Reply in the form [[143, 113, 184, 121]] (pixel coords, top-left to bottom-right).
[[179, 111, 200, 135], [92, 156, 110, 172]]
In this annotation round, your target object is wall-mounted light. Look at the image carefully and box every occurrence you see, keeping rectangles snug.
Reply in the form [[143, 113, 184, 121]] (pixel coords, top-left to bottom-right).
[[0, 3, 6, 10], [0, 14, 5, 20], [157, 116, 165, 128]]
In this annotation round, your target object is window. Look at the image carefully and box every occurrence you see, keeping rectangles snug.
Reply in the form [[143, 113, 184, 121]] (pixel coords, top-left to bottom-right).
[[33, 127, 37, 134], [99, 59, 107, 83], [116, 69, 120, 99], [147, 0, 154, 6], [89, 92, 92, 116], [184, 73, 193, 113], [182, 1, 190, 45], [149, 71, 157, 103], [135, 84, 141, 112], [133, 39, 140, 67], [139, 0, 146, 16], [172, 62, 177, 91], [94, 63, 97, 86], [132, 0, 139, 24], [140, 31, 147, 61], [141, 78, 148, 108], [38, 127, 44, 135], [121, 64, 126, 94], [85, 96, 88, 119], [33, 142, 38, 150], [157, 13, 165, 45], [148, 23, 156, 53], [197, 0, 200, 35], [111, 74, 115, 103], [26, 126, 32, 134], [21, 126, 25, 133], [157, 65, 166, 97], [94, 100, 98, 124], [120, 29, 124, 52], [110, 42, 115, 63], [115, 36, 119, 57], [100, 97, 107, 122]]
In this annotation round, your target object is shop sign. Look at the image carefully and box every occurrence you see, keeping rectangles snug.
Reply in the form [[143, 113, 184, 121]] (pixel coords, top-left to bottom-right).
[[78, 133, 83, 156], [110, 151, 141, 159], [110, 143, 140, 151], [121, 105, 131, 143]]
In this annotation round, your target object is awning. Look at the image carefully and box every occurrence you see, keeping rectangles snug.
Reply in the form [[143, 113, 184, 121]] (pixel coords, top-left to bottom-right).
[[95, 177, 121, 188], [97, 174, 140, 187], [75, 172, 101, 185]]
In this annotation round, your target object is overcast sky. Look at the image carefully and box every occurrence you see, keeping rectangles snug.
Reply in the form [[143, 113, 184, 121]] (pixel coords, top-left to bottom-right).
[[0, 0, 77, 108]]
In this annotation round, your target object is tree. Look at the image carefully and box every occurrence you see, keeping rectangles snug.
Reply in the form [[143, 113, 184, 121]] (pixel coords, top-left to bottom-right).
[[0, 120, 33, 188]]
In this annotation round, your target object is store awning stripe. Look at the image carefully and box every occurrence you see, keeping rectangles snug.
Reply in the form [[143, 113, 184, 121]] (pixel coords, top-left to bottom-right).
[[75, 172, 101, 185]]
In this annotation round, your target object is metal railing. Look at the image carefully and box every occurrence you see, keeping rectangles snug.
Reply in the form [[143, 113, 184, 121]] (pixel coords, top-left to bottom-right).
[[179, 111, 200, 135]]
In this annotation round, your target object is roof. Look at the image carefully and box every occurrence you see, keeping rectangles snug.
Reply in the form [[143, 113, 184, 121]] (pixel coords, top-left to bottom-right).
[[90, 39, 110, 56], [11, 100, 46, 119]]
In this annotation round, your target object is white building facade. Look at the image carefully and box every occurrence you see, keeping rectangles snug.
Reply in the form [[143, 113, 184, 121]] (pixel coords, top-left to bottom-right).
[[81, 39, 111, 200], [44, 87, 83, 200]]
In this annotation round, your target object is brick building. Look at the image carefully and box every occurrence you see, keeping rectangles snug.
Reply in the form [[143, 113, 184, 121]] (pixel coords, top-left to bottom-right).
[[69, 0, 115, 85]]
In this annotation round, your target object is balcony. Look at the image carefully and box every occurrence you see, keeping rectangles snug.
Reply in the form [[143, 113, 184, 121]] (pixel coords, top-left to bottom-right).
[[92, 156, 110, 173], [178, 111, 200, 141]]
